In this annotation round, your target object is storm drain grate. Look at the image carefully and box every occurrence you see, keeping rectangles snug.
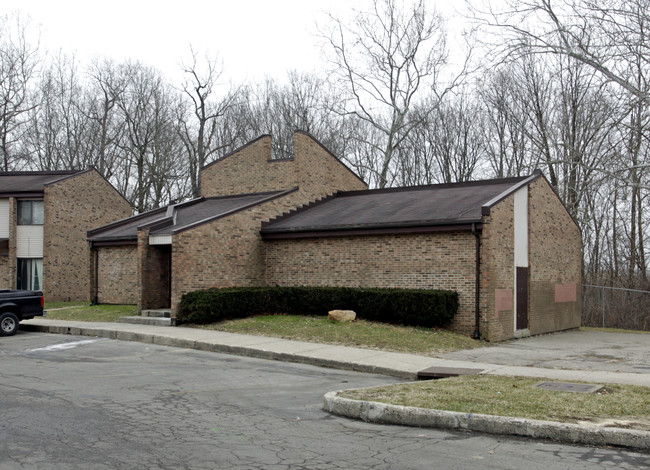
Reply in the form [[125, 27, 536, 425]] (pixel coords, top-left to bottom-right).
[[534, 381, 604, 393]]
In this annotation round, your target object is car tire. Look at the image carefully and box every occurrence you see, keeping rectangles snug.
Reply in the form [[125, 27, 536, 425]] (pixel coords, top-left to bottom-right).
[[0, 312, 19, 336]]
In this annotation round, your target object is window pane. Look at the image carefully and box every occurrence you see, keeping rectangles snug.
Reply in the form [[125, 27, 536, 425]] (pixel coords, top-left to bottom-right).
[[17, 201, 32, 225], [17, 259, 29, 290], [32, 259, 43, 291], [32, 201, 44, 225]]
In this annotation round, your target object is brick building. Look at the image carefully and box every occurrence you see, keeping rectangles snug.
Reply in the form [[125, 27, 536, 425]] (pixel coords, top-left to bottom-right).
[[89, 131, 582, 341], [0, 169, 132, 301]]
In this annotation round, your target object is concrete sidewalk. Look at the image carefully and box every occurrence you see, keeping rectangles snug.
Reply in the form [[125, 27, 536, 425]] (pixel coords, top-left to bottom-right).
[[20, 318, 650, 386]]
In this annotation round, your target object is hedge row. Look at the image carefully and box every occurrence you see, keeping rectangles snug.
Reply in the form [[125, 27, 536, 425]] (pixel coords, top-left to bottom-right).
[[176, 286, 458, 328]]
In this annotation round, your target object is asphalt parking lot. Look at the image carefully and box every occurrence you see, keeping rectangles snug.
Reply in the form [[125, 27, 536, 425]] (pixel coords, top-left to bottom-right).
[[1, 332, 648, 469]]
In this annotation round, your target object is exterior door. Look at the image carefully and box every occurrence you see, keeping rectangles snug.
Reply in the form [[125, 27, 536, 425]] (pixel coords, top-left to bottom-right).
[[516, 267, 529, 330]]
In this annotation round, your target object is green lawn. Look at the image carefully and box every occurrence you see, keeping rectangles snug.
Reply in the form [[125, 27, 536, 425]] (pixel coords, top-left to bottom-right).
[[340, 375, 650, 431], [44, 302, 136, 322], [187, 314, 486, 355]]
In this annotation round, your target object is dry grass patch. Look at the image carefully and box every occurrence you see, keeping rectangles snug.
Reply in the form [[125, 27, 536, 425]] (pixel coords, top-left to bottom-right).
[[188, 315, 485, 355], [44, 302, 137, 322], [340, 375, 650, 431], [581, 326, 650, 334]]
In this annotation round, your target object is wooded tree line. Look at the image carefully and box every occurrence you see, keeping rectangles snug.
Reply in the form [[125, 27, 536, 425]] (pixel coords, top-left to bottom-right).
[[1, 0, 649, 287]]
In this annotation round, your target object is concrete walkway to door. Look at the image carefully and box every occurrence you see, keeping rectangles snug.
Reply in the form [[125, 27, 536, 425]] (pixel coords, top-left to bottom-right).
[[438, 329, 650, 375]]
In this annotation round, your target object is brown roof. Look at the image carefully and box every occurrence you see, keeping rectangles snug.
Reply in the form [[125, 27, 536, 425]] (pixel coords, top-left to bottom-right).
[[261, 173, 540, 238], [0, 170, 83, 196], [88, 189, 296, 244]]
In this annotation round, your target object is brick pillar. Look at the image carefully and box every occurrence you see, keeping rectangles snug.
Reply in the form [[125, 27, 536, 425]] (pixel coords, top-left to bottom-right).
[[88, 243, 97, 303], [137, 228, 149, 313], [8, 197, 16, 289]]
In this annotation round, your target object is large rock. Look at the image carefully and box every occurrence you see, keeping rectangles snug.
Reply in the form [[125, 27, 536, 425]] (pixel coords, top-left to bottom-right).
[[328, 309, 356, 322]]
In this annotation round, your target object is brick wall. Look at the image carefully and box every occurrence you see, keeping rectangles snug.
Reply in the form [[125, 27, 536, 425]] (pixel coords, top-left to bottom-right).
[[200, 131, 366, 199], [292, 131, 367, 200], [201, 135, 297, 197], [170, 194, 305, 314], [0, 256, 7, 288], [480, 177, 582, 341], [0, 198, 16, 288], [44, 170, 132, 302], [96, 245, 138, 304], [264, 232, 478, 335], [480, 195, 516, 342], [527, 178, 582, 334]]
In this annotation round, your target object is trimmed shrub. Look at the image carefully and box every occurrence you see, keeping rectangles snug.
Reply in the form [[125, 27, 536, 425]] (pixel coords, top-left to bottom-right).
[[177, 286, 458, 328]]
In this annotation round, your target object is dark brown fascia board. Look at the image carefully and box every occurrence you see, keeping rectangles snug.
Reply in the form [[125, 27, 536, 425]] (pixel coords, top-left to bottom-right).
[[170, 187, 299, 235], [294, 129, 367, 187], [261, 191, 340, 229], [337, 175, 531, 200], [262, 217, 481, 233], [89, 238, 138, 247], [201, 134, 271, 171], [43, 168, 90, 187], [0, 170, 80, 177], [481, 170, 542, 216], [0, 191, 44, 198], [86, 206, 168, 237], [261, 222, 482, 240]]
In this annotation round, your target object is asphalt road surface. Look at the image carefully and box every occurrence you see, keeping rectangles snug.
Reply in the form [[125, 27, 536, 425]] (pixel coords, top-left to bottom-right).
[[1, 333, 648, 470]]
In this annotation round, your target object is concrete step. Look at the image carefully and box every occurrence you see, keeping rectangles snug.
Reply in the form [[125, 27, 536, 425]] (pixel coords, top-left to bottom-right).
[[118, 316, 172, 326], [140, 309, 171, 318]]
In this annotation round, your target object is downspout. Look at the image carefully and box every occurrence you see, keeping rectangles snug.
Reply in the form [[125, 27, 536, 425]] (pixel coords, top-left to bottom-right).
[[472, 223, 481, 340]]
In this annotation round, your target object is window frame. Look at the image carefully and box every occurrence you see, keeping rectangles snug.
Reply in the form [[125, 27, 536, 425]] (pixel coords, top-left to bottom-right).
[[17, 199, 44, 226]]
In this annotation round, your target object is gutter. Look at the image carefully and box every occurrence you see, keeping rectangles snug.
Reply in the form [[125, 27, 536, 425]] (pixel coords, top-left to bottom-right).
[[472, 222, 481, 339]]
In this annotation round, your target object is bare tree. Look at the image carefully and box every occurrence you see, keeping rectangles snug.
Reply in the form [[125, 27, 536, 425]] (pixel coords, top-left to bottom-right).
[[478, 67, 531, 178], [398, 92, 484, 186], [23, 53, 95, 171], [177, 48, 239, 197], [233, 72, 349, 161], [85, 58, 130, 179], [322, 0, 468, 188], [0, 13, 39, 170], [118, 62, 182, 211], [471, 0, 650, 101]]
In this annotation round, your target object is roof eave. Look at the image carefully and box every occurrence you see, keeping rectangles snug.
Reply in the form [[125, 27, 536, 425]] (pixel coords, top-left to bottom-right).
[[261, 221, 482, 240], [481, 170, 542, 216]]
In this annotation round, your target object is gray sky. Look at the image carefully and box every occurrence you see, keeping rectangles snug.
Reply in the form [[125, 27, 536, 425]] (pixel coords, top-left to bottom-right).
[[3, 0, 468, 85], [2, 0, 356, 84]]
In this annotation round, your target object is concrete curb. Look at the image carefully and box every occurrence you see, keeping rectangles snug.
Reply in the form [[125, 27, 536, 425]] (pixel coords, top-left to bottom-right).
[[20, 322, 418, 379], [322, 391, 650, 451]]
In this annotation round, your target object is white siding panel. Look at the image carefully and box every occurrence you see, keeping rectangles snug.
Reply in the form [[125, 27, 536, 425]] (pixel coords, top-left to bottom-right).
[[16, 225, 44, 257], [149, 235, 172, 245], [0, 199, 8, 238], [514, 186, 529, 267]]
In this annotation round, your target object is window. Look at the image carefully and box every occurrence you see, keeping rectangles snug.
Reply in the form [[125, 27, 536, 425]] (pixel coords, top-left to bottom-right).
[[17, 258, 43, 291], [17, 200, 44, 225]]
